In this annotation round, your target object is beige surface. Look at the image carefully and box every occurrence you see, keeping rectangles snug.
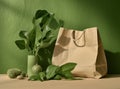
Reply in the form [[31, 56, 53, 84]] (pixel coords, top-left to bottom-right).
[[0, 74, 120, 89]]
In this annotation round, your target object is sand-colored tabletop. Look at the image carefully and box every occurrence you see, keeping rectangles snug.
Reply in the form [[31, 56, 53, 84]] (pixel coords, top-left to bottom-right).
[[0, 74, 120, 89]]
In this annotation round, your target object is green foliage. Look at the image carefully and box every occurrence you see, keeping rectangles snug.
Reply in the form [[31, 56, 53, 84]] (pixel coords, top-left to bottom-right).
[[58, 63, 77, 79], [28, 74, 40, 81], [46, 65, 59, 80], [15, 9, 63, 56], [59, 63, 77, 73], [15, 40, 25, 50], [53, 75, 62, 80], [60, 71, 73, 79], [15, 9, 64, 73], [39, 72, 46, 81], [35, 10, 48, 20], [28, 63, 77, 81], [27, 27, 36, 51], [19, 31, 28, 39]]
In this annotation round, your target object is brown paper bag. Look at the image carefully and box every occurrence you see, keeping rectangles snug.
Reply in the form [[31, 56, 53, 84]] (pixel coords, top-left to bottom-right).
[[52, 27, 107, 78]]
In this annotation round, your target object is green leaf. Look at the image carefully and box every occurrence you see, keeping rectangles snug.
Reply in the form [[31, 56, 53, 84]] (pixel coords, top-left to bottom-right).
[[39, 26, 58, 48], [41, 26, 51, 40], [53, 75, 62, 80], [60, 63, 77, 73], [39, 14, 50, 29], [35, 11, 60, 50], [48, 58, 52, 65], [39, 36, 56, 49], [62, 71, 73, 79], [39, 72, 46, 81], [15, 40, 25, 50], [35, 10, 48, 19], [27, 27, 36, 50], [46, 65, 59, 80], [19, 31, 28, 39], [28, 74, 40, 81], [58, 63, 77, 80], [48, 16, 59, 29]]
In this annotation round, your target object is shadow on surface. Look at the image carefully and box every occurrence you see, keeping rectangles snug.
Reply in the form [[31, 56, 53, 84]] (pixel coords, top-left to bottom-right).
[[105, 50, 120, 74], [104, 74, 120, 79]]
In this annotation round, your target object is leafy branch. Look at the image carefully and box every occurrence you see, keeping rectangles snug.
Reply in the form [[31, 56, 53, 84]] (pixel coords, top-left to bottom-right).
[[15, 10, 64, 56]]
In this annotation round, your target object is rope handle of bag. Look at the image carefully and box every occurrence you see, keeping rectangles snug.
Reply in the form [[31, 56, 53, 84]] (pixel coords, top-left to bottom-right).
[[72, 30, 86, 47]]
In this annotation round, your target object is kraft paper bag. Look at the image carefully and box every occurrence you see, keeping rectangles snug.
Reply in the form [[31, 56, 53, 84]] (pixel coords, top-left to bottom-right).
[[52, 27, 107, 79]]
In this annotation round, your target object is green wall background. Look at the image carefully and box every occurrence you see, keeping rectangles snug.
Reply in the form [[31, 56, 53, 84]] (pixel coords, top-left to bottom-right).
[[0, 0, 120, 74]]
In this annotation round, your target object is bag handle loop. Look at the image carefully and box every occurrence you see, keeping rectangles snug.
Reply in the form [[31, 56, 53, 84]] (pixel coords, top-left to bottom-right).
[[72, 30, 86, 47]]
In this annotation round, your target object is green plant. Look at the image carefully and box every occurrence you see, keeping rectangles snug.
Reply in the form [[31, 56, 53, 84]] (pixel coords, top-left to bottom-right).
[[15, 9, 63, 57], [28, 63, 78, 81]]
